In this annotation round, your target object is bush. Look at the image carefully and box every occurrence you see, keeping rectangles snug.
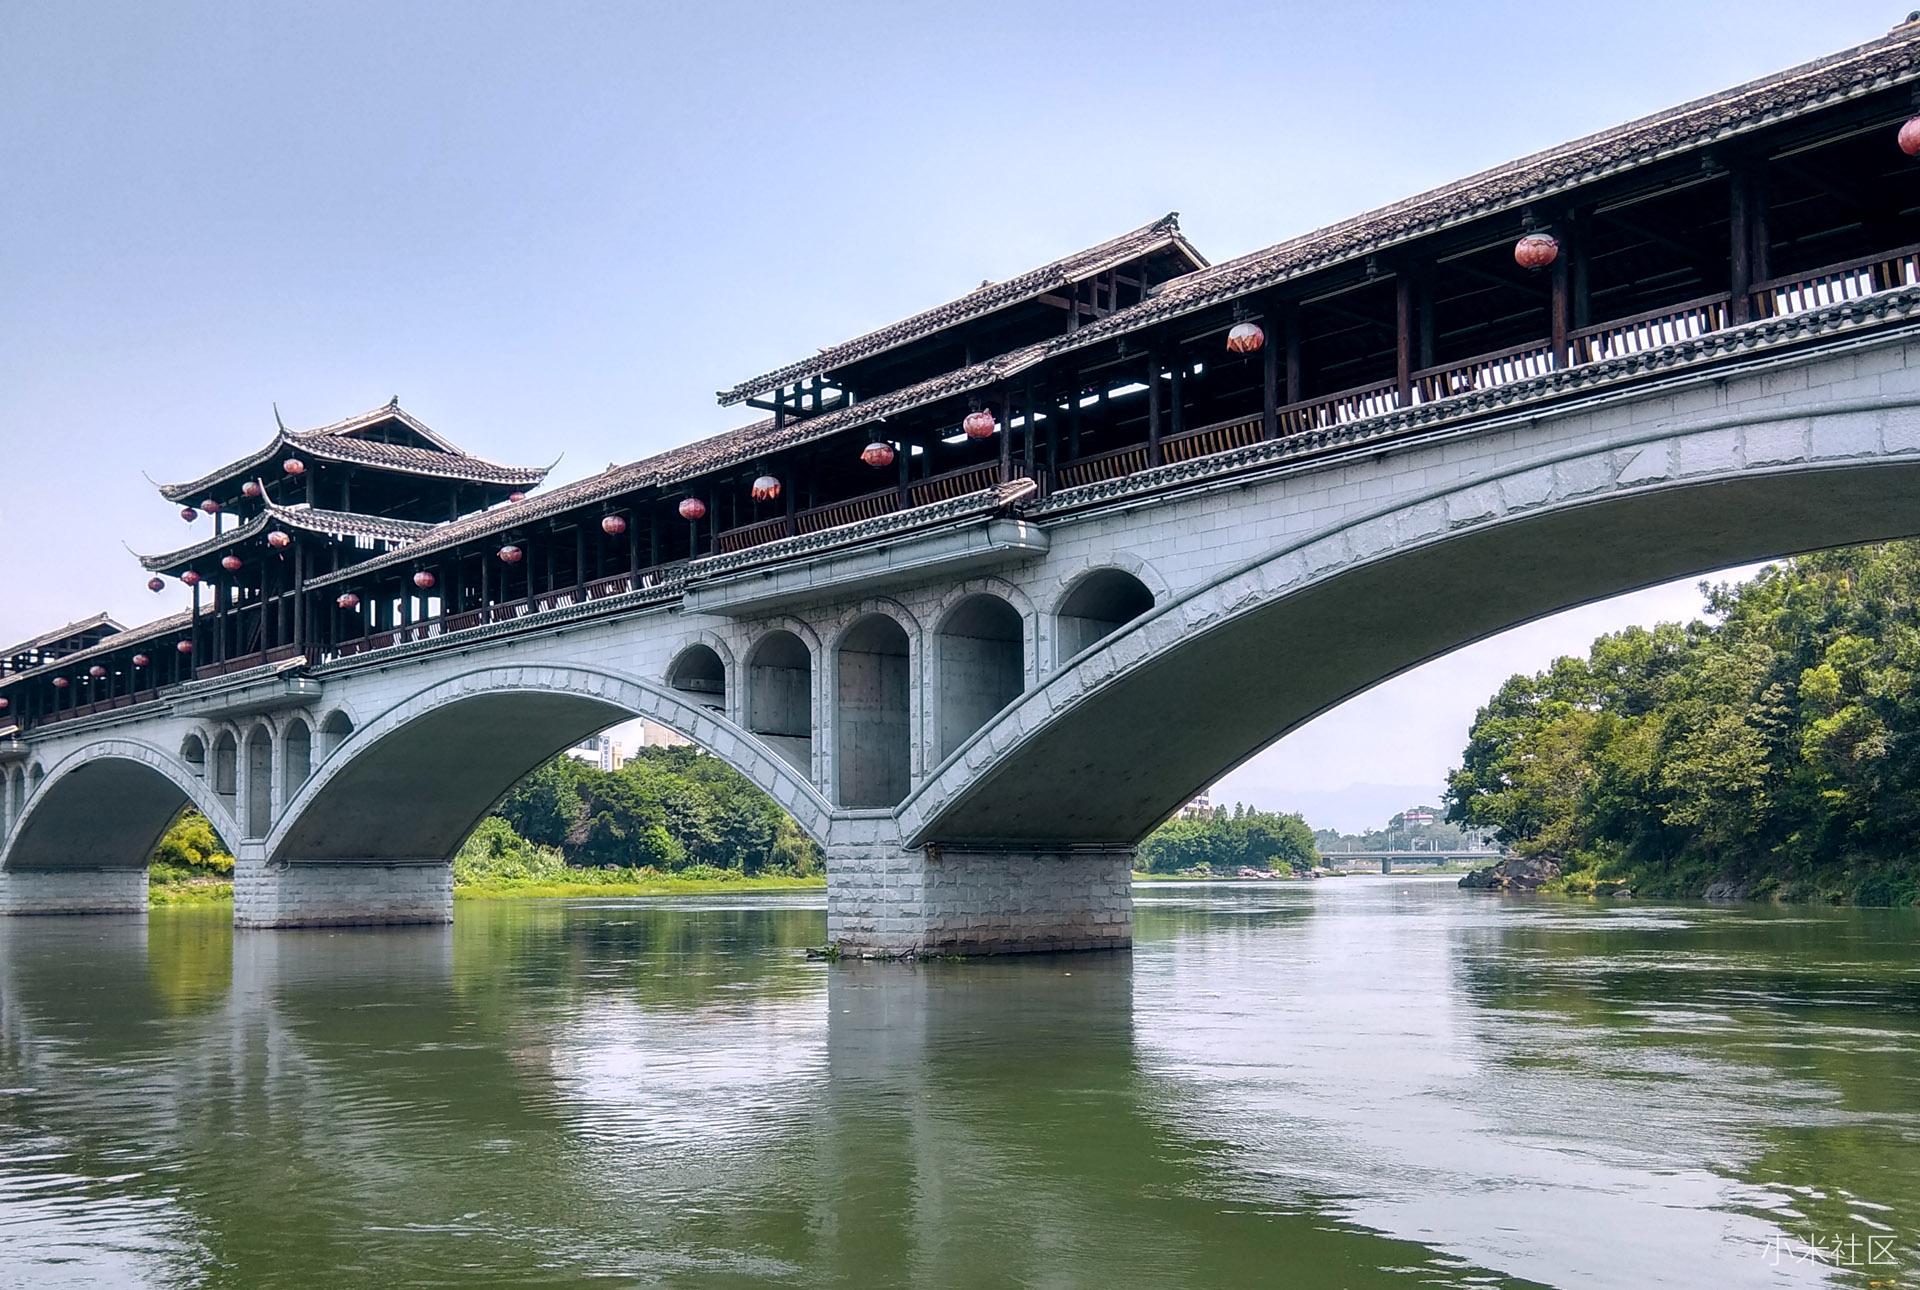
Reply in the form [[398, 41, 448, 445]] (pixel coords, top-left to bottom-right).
[[453, 817, 568, 883]]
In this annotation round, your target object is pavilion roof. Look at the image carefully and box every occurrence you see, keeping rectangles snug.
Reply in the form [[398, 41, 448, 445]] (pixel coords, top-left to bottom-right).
[[0, 611, 194, 687], [1, 612, 126, 662], [156, 401, 550, 503], [138, 503, 437, 572], [716, 213, 1205, 407]]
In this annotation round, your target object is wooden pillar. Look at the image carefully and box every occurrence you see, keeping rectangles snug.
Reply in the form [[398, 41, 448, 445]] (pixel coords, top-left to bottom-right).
[[998, 394, 1013, 484], [1261, 316, 1280, 440], [1550, 236, 1571, 367], [1570, 211, 1592, 331], [574, 524, 586, 591], [1168, 353, 1184, 440], [1068, 369, 1083, 458], [785, 459, 799, 537], [898, 436, 912, 506], [1730, 166, 1754, 324], [1146, 352, 1163, 468], [1395, 273, 1414, 406], [1285, 307, 1302, 407]]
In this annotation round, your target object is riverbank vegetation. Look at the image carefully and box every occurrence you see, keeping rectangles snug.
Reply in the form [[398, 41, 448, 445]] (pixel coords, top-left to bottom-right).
[[1137, 804, 1318, 876], [1447, 543, 1920, 905]]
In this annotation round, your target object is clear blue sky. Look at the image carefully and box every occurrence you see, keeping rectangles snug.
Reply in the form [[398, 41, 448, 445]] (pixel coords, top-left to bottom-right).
[[0, 1, 1894, 828]]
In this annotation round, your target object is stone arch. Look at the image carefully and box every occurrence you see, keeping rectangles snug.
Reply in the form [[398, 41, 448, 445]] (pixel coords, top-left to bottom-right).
[[926, 576, 1041, 684], [282, 717, 313, 799], [210, 730, 239, 814], [180, 732, 208, 778], [318, 708, 355, 760], [265, 662, 832, 867], [901, 403, 1920, 848], [744, 629, 814, 778], [1052, 566, 1155, 670], [934, 592, 1026, 765], [834, 612, 914, 808], [666, 637, 731, 715], [244, 723, 274, 840], [2, 739, 240, 873]]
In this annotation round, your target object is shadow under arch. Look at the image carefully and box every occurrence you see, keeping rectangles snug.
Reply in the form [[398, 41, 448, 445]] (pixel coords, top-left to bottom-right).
[[265, 663, 834, 865], [2, 739, 240, 872], [901, 409, 1920, 847]]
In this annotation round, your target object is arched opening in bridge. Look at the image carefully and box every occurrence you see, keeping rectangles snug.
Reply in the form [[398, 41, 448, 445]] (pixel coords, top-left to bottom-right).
[[667, 644, 727, 713], [245, 724, 273, 840], [4, 755, 230, 877], [836, 614, 911, 808], [211, 732, 238, 814], [746, 632, 812, 776], [938, 594, 1024, 762], [283, 718, 312, 799], [1055, 569, 1154, 665], [181, 733, 206, 778], [319, 709, 354, 760]]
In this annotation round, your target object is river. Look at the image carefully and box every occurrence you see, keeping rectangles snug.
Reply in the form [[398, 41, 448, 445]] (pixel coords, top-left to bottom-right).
[[0, 876, 1914, 1288]]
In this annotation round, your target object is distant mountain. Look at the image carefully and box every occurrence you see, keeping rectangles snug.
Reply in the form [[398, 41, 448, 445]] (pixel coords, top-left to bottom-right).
[[1218, 782, 1445, 835]]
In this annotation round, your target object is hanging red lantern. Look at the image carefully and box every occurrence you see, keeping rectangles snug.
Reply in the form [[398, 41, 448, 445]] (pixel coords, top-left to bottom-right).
[[242, 480, 262, 499], [751, 475, 782, 502], [52, 676, 69, 689], [678, 497, 708, 521], [221, 554, 244, 572], [336, 592, 361, 610], [412, 570, 436, 590], [147, 576, 166, 593], [1514, 232, 1559, 270], [180, 507, 197, 523], [282, 458, 306, 476], [1226, 322, 1266, 354], [1900, 117, 1920, 157], [132, 654, 150, 668], [600, 514, 628, 537], [0, 698, 9, 712], [180, 570, 202, 587], [508, 491, 527, 504], [177, 640, 194, 655], [497, 544, 524, 564], [266, 530, 291, 549], [861, 441, 896, 469], [88, 665, 107, 679], [200, 499, 221, 514], [963, 410, 997, 440]]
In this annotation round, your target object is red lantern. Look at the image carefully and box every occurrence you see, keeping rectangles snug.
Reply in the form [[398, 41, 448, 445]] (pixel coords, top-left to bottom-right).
[[678, 497, 708, 522], [242, 480, 262, 499], [282, 458, 306, 476], [147, 576, 166, 593], [52, 677, 69, 689], [177, 640, 193, 655], [267, 530, 291, 549], [1226, 322, 1266, 355], [497, 544, 524, 564], [861, 441, 896, 469], [751, 475, 781, 502], [1514, 232, 1559, 270], [180, 507, 197, 522], [88, 665, 107, 679], [0, 698, 9, 712], [963, 410, 997, 440], [200, 499, 221, 515], [181, 570, 202, 587], [508, 491, 527, 504], [1900, 116, 1920, 157], [336, 592, 361, 610], [413, 570, 436, 590], [600, 514, 628, 537], [132, 654, 150, 668], [221, 554, 244, 572]]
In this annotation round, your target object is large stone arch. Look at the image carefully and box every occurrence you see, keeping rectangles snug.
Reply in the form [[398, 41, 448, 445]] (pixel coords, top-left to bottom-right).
[[900, 399, 1920, 847], [1, 739, 240, 873], [265, 662, 834, 866]]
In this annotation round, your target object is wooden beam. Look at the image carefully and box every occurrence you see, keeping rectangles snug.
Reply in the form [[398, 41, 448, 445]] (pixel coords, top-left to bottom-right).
[[1395, 274, 1413, 405]]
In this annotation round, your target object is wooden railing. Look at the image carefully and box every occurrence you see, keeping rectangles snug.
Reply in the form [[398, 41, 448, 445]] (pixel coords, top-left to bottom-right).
[[1570, 293, 1730, 363], [1752, 243, 1920, 319], [1277, 378, 1400, 433], [35, 688, 166, 727], [194, 643, 301, 681], [1414, 339, 1557, 402], [715, 462, 1012, 554]]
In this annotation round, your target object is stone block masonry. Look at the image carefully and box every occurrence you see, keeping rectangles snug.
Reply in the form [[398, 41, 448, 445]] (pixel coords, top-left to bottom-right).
[[0, 867, 147, 915], [233, 858, 453, 928]]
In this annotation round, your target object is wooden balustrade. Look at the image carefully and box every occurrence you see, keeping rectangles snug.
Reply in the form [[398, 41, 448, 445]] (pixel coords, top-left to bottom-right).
[[1752, 243, 1920, 319], [1414, 340, 1558, 402], [1569, 293, 1730, 363]]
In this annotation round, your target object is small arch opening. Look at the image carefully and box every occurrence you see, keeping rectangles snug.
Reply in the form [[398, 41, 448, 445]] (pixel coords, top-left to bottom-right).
[[938, 594, 1025, 762], [667, 643, 728, 712], [244, 725, 273, 840], [211, 732, 238, 812], [1056, 568, 1155, 664], [181, 733, 207, 778], [746, 631, 813, 775], [836, 614, 911, 808], [283, 718, 313, 797], [320, 710, 354, 759]]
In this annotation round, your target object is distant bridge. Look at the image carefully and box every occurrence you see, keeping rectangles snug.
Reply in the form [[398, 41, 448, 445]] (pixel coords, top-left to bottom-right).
[[1323, 850, 1502, 873], [4, 27, 1920, 955]]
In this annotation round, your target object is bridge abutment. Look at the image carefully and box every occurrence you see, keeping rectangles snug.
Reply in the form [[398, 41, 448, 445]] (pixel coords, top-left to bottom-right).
[[0, 868, 147, 916], [233, 858, 453, 929], [826, 826, 1132, 956]]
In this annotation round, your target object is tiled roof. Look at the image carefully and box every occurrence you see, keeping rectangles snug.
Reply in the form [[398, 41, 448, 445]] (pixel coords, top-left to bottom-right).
[[0, 612, 188, 685], [156, 402, 550, 502], [139, 503, 437, 572], [1, 612, 125, 661], [716, 214, 1204, 407]]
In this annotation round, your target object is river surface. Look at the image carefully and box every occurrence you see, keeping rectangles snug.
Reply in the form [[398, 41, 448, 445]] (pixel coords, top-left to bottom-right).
[[0, 877, 1916, 1288]]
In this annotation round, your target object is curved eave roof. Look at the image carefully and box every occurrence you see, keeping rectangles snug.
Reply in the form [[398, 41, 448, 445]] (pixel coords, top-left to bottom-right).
[[139, 504, 437, 572], [156, 404, 550, 502], [1, 611, 126, 661], [0, 611, 191, 687]]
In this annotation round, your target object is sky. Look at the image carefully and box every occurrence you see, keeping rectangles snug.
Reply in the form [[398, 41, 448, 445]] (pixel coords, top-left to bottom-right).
[[0, 1, 1895, 832]]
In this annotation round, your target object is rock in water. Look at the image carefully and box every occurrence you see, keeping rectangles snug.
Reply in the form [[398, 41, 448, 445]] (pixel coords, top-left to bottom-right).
[[1458, 855, 1561, 892]]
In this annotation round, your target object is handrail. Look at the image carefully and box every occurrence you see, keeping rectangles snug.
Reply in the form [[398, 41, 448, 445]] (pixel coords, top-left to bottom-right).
[[1751, 242, 1920, 294], [1566, 291, 1732, 342]]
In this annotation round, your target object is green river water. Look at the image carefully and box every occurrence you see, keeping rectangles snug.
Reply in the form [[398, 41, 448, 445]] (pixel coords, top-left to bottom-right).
[[0, 876, 1915, 1288]]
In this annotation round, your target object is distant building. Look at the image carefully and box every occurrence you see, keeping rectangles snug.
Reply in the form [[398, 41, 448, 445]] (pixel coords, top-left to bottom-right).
[[1178, 789, 1213, 819], [1401, 807, 1437, 826], [636, 720, 689, 749], [564, 734, 624, 772]]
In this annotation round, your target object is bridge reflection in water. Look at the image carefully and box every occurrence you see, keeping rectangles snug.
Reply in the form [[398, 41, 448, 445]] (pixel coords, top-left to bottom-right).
[[3, 887, 1911, 1287]]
